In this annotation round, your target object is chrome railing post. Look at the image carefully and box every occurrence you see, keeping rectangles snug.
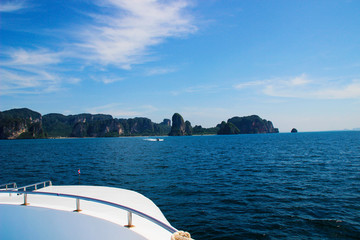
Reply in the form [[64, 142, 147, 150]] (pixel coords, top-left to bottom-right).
[[23, 193, 29, 205], [125, 211, 134, 228], [74, 198, 82, 212]]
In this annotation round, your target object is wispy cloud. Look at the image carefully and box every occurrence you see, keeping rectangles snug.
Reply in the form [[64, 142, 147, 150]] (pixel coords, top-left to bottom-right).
[[0, 0, 196, 95], [75, 0, 197, 69], [171, 84, 219, 96], [91, 76, 125, 84], [262, 73, 313, 98], [0, 68, 61, 95], [0, 0, 27, 12], [1, 48, 63, 66], [87, 103, 158, 118], [145, 67, 177, 76], [0, 48, 65, 95], [313, 81, 360, 99], [234, 80, 267, 89], [235, 74, 360, 100]]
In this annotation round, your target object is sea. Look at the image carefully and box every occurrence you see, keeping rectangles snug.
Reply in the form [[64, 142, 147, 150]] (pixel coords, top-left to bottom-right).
[[1, 131, 359, 239]]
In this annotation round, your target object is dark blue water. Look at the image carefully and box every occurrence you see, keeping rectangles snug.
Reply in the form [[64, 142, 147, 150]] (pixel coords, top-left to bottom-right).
[[1, 132, 360, 239]]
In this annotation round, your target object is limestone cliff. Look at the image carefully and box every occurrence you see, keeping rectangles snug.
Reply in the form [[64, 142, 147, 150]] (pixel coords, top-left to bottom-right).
[[185, 120, 193, 136], [0, 108, 44, 139], [168, 113, 186, 136], [217, 115, 279, 134], [168, 113, 192, 136]]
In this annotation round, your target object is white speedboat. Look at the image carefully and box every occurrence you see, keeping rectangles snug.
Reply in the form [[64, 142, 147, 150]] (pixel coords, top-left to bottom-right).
[[0, 181, 192, 240], [144, 138, 164, 142]]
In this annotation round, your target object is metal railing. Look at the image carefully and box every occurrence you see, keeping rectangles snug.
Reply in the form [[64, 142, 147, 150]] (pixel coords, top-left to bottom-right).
[[0, 188, 178, 234], [14, 180, 52, 191], [0, 182, 18, 190]]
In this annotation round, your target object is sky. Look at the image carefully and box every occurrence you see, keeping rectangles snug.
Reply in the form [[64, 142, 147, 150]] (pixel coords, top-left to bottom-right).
[[1, 0, 360, 132]]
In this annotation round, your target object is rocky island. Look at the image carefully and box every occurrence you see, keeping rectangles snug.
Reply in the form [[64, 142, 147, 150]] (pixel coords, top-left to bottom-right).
[[217, 115, 278, 134], [0, 108, 279, 139], [291, 128, 298, 133], [168, 113, 192, 136]]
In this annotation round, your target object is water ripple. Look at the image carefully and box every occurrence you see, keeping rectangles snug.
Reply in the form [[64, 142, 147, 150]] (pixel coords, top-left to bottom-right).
[[1, 132, 360, 239]]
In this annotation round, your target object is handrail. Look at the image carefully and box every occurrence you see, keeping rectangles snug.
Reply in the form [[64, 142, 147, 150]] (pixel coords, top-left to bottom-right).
[[15, 180, 52, 191], [0, 189, 178, 234], [0, 182, 17, 190]]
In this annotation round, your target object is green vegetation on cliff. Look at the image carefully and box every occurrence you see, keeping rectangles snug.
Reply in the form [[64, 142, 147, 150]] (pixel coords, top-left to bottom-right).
[[192, 125, 219, 135], [217, 121, 240, 135]]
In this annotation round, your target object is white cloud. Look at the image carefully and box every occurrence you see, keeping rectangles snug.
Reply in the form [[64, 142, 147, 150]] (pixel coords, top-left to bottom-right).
[[313, 81, 360, 99], [0, 0, 27, 12], [181, 106, 234, 127], [234, 74, 310, 93], [86, 103, 158, 118], [145, 67, 177, 76], [0, 68, 61, 95], [67, 77, 82, 84], [101, 77, 125, 84], [235, 74, 360, 100], [0, 49, 67, 95], [171, 84, 219, 96], [76, 0, 196, 69], [2, 48, 63, 66], [289, 73, 310, 86], [261, 74, 311, 98], [0, 1, 197, 95], [89, 74, 125, 84], [87, 103, 139, 117], [234, 80, 266, 89]]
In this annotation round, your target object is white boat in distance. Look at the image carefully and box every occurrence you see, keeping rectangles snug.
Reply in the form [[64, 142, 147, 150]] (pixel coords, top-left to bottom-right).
[[144, 138, 164, 142], [0, 181, 192, 240]]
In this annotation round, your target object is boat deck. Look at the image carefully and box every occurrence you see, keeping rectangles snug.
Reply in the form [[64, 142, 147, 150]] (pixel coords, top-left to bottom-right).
[[0, 184, 176, 240]]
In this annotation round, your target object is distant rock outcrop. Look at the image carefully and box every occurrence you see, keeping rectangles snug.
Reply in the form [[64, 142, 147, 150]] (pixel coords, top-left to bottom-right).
[[185, 120, 193, 136], [217, 115, 279, 135], [217, 121, 240, 135], [168, 113, 192, 136], [168, 113, 186, 136], [291, 128, 298, 133], [161, 119, 171, 126], [0, 108, 45, 139]]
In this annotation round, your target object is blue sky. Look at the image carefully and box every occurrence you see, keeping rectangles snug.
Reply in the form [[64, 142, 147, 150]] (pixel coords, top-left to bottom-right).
[[1, 0, 359, 132]]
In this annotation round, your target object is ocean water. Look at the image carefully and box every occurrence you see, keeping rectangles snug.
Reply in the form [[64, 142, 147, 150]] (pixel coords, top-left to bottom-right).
[[1, 132, 360, 239]]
